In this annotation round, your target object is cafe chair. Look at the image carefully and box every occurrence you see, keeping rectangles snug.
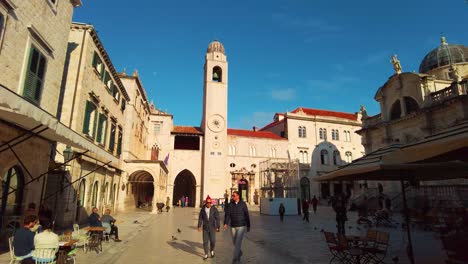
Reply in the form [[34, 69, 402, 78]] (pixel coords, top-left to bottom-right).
[[324, 231, 350, 263], [32, 248, 59, 264], [8, 237, 27, 264], [102, 222, 113, 242]]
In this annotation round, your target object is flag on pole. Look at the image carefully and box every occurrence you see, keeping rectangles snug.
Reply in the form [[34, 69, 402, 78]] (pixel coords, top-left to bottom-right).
[[164, 153, 170, 166]]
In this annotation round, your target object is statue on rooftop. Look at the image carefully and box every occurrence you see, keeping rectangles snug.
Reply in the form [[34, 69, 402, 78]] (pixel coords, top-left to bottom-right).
[[391, 54, 402, 74]]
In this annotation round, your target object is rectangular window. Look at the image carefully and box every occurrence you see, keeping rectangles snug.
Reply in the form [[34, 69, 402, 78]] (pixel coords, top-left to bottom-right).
[[92, 52, 103, 76], [23, 46, 47, 103], [109, 122, 116, 152], [121, 100, 126, 112], [154, 123, 161, 134], [104, 71, 112, 88], [117, 127, 123, 156], [82, 101, 98, 138], [96, 113, 108, 145]]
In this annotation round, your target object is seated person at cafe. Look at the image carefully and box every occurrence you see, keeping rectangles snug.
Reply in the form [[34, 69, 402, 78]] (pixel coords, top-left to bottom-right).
[[101, 209, 122, 242], [13, 215, 38, 264], [33, 219, 59, 262], [88, 207, 102, 227]]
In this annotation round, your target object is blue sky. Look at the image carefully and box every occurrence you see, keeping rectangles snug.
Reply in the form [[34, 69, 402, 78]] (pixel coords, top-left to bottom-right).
[[73, 0, 468, 129]]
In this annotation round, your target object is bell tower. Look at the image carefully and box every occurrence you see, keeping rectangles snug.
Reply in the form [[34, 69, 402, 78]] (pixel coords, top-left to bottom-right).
[[201, 40, 228, 200]]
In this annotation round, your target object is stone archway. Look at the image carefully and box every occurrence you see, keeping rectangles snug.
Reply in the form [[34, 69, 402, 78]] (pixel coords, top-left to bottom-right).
[[127, 170, 154, 209], [300, 177, 311, 201], [173, 170, 196, 207]]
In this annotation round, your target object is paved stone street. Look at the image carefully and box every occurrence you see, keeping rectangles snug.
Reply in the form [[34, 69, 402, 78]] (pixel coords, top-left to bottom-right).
[[0, 206, 446, 264]]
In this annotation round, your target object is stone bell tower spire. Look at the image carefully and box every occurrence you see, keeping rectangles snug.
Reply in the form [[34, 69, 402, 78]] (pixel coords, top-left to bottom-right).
[[201, 40, 229, 201]]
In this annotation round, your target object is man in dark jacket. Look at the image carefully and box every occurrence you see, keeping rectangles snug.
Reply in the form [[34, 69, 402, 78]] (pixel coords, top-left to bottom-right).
[[13, 215, 38, 264], [198, 196, 220, 260], [224, 191, 250, 264], [88, 207, 102, 227]]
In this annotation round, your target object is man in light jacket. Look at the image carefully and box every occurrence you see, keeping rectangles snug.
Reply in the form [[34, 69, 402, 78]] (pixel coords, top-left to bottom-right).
[[198, 196, 220, 260], [224, 191, 250, 264]]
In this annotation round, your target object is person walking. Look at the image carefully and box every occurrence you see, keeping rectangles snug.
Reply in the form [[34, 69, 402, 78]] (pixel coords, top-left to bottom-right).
[[224, 191, 250, 264], [302, 199, 310, 222], [198, 196, 220, 260], [278, 203, 285, 222], [311, 195, 318, 214], [334, 196, 348, 235], [181, 196, 185, 207]]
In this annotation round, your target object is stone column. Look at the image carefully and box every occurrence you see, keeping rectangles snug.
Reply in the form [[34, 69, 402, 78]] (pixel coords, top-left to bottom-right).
[[151, 182, 158, 214], [195, 185, 201, 208]]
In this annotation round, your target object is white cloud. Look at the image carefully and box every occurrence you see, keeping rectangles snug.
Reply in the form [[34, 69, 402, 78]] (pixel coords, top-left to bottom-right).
[[271, 88, 296, 101], [237, 112, 276, 129]]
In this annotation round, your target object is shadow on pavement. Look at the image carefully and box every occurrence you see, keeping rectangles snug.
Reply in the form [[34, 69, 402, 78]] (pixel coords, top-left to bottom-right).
[[182, 239, 204, 250], [167, 241, 204, 257]]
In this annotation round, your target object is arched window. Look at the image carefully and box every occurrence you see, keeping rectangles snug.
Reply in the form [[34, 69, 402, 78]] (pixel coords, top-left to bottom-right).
[[304, 151, 308, 163], [249, 146, 256, 157], [404, 96, 419, 114], [345, 151, 353, 163], [77, 180, 86, 207], [390, 100, 401, 120], [212, 66, 222, 82], [320, 149, 329, 165], [91, 181, 99, 207], [333, 150, 340, 165], [1, 166, 24, 215]]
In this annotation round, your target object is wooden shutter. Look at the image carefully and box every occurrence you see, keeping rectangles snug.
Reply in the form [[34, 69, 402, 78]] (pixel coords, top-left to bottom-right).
[[82, 101, 92, 134], [23, 47, 46, 103], [96, 114, 104, 143], [92, 52, 98, 68], [109, 123, 116, 151], [117, 129, 122, 155]]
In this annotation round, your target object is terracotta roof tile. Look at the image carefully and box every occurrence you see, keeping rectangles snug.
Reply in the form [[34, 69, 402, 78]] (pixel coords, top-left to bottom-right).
[[292, 107, 358, 121], [172, 126, 203, 135], [260, 119, 284, 131], [228, 129, 286, 140]]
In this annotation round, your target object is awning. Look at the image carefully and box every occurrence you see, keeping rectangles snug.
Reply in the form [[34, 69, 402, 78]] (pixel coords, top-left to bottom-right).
[[315, 121, 468, 182], [0, 86, 120, 166]]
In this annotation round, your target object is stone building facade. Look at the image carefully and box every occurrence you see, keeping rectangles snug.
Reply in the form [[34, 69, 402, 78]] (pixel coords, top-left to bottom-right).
[[358, 37, 468, 194], [55, 22, 130, 225], [0, 0, 81, 246], [261, 108, 365, 200]]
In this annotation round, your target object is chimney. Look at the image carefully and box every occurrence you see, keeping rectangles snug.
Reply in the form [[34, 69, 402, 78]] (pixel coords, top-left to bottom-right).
[[252, 126, 257, 132]]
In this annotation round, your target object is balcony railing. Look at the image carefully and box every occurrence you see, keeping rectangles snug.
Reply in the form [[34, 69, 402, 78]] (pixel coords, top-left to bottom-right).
[[430, 85, 458, 104]]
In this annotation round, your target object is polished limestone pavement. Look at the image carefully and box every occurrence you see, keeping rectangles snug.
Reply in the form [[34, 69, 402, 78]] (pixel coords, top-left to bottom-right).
[[0, 205, 446, 264]]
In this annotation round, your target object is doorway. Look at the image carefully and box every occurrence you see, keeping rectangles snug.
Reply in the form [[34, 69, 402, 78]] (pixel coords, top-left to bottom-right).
[[173, 170, 196, 207]]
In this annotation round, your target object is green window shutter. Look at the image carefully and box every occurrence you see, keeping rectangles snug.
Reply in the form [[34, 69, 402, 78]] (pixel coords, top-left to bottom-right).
[[92, 52, 98, 68], [103, 118, 108, 146], [23, 46, 46, 103], [82, 101, 92, 134], [96, 114, 104, 143], [109, 123, 116, 152], [117, 129, 122, 156]]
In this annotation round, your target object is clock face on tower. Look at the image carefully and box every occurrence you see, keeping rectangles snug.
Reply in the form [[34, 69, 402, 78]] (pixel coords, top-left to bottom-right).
[[207, 114, 225, 133]]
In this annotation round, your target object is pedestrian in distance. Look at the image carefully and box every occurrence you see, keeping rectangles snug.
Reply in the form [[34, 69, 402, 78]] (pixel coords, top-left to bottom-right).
[[311, 195, 318, 214], [302, 199, 310, 222], [224, 191, 250, 264], [334, 195, 348, 235], [181, 196, 185, 207], [198, 196, 220, 260], [279, 203, 285, 222], [185, 196, 189, 207]]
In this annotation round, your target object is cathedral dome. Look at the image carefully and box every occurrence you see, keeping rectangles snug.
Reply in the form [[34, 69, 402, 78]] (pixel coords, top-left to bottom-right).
[[419, 37, 468, 73], [207, 40, 225, 54]]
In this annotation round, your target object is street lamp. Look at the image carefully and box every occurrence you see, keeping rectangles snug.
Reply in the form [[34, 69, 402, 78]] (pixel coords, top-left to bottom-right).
[[63, 146, 73, 162]]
